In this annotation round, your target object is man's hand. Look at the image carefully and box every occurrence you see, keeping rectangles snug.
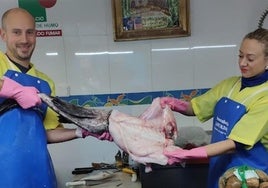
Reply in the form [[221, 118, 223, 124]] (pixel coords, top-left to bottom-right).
[[0, 77, 41, 109]]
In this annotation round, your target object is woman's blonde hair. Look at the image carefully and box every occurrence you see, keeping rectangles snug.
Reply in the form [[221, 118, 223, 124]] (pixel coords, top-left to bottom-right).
[[244, 28, 268, 58]]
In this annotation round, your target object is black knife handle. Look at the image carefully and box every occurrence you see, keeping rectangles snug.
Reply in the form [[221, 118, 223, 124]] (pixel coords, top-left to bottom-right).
[[72, 169, 93, 174]]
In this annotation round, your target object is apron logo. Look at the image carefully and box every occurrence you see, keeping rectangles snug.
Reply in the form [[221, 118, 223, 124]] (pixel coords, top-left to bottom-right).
[[214, 116, 229, 135]]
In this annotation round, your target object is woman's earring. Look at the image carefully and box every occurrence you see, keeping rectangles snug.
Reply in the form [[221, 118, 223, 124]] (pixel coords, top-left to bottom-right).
[[266, 65, 268, 70]]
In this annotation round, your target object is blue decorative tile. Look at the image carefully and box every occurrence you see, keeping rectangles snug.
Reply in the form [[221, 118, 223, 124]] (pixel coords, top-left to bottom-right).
[[59, 88, 210, 107]]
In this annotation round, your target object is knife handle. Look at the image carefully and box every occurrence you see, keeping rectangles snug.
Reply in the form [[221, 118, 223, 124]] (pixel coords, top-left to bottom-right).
[[74, 167, 93, 171], [72, 168, 93, 174], [65, 180, 86, 186]]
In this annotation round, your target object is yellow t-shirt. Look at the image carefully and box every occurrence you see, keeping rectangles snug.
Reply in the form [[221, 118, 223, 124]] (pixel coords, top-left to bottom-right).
[[0, 51, 60, 130], [191, 76, 268, 149]]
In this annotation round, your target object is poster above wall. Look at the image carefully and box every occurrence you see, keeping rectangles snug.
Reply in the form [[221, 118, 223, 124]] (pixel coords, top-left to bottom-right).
[[112, 0, 190, 41]]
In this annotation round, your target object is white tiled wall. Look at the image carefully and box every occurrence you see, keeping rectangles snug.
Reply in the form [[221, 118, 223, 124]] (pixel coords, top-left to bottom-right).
[[1, 0, 268, 187]]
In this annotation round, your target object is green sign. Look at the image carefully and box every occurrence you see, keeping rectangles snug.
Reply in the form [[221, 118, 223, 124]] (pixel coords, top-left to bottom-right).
[[18, 0, 47, 22]]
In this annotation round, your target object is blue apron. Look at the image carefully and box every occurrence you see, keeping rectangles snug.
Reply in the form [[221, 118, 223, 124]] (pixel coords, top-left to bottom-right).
[[208, 89, 268, 188], [0, 70, 57, 188]]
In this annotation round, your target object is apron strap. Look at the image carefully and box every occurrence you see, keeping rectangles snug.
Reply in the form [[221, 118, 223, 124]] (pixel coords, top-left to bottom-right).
[[227, 78, 240, 98], [227, 78, 268, 104]]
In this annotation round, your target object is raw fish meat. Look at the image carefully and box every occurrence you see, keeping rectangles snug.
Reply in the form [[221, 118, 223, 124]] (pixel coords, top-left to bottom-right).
[[109, 98, 178, 171]]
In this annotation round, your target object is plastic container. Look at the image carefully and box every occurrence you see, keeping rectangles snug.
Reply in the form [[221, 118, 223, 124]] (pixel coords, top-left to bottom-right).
[[139, 161, 209, 188]]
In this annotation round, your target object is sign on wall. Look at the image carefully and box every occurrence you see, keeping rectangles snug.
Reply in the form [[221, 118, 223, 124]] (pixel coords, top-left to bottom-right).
[[18, 0, 62, 37]]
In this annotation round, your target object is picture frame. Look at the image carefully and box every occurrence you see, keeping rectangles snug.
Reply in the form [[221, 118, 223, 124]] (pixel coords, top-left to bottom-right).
[[112, 0, 190, 42]]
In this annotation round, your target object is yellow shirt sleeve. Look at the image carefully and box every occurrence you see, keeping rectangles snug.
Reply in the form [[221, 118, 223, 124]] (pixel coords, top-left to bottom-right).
[[191, 76, 240, 122]]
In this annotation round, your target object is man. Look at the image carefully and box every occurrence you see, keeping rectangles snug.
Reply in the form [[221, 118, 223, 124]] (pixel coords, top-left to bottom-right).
[[0, 8, 111, 188]]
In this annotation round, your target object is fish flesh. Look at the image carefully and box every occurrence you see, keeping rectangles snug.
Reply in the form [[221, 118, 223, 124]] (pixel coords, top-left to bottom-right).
[[138, 97, 178, 140], [108, 98, 178, 172]]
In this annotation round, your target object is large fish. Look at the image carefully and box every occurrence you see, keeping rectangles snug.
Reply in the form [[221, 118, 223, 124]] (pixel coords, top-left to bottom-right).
[[0, 94, 180, 170], [38, 94, 179, 171]]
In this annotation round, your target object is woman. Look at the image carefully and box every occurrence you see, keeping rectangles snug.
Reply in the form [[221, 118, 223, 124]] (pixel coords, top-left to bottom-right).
[[160, 28, 268, 188]]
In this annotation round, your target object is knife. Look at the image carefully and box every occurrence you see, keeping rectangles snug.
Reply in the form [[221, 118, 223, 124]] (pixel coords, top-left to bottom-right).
[[65, 179, 121, 187], [66, 180, 104, 186], [72, 167, 94, 174], [71, 163, 117, 174]]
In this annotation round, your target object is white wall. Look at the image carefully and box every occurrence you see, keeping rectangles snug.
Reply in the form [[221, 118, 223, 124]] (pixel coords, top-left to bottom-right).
[[1, 0, 268, 187]]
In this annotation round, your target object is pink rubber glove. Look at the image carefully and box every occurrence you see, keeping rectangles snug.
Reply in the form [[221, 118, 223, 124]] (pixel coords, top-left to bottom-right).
[[76, 127, 113, 141], [164, 147, 207, 165], [97, 132, 113, 141], [160, 97, 189, 114], [0, 77, 41, 109]]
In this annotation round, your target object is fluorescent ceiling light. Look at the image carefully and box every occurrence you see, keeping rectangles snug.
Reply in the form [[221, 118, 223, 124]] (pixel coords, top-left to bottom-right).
[[152, 44, 237, 52], [152, 47, 190, 52], [191, 44, 237, 49], [46, 52, 58, 56], [75, 51, 133, 56]]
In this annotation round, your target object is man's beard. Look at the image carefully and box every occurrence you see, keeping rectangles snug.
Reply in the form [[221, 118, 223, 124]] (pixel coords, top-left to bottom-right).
[[16, 47, 34, 62]]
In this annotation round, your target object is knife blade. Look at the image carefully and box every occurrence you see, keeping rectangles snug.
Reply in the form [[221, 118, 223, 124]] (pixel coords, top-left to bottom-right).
[[66, 180, 103, 186], [65, 179, 121, 187]]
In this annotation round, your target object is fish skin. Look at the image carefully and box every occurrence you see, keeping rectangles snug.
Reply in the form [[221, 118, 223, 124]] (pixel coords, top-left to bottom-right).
[[38, 93, 111, 133], [0, 93, 111, 134], [0, 99, 19, 115]]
